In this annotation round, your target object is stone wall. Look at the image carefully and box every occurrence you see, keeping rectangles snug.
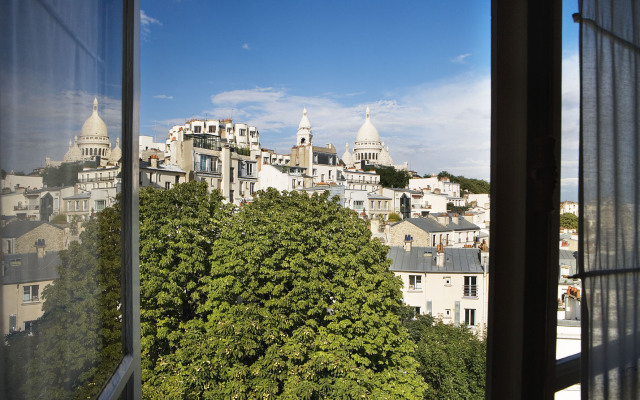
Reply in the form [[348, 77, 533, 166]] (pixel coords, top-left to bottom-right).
[[16, 223, 65, 254]]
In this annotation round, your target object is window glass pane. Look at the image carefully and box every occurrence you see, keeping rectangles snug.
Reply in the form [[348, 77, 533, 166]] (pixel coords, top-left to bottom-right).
[[1, 1, 124, 398]]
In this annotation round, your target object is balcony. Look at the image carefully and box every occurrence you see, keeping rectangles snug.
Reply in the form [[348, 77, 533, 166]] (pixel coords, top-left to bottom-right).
[[14, 205, 39, 211]]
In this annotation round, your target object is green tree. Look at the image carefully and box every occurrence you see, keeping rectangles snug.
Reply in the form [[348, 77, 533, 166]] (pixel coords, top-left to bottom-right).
[[388, 212, 402, 222], [7, 205, 123, 399], [446, 202, 470, 214], [142, 188, 426, 399], [138, 181, 229, 385], [437, 171, 490, 194], [404, 315, 486, 400], [41, 161, 96, 187], [366, 165, 411, 188], [560, 213, 578, 230]]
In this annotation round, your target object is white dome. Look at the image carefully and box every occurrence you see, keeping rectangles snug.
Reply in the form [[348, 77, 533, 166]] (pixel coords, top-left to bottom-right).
[[341, 143, 354, 167], [81, 98, 108, 137], [110, 137, 122, 163], [298, 107, 311, 129], [355, 106, 380, 143], [63, 137, 82, 162]]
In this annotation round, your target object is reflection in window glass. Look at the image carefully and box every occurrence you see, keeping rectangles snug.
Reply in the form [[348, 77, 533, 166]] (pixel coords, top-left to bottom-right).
[[1, 1, 124, 398]]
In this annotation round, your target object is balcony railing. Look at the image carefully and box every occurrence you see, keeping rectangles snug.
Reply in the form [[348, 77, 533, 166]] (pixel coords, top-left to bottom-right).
[[463, 285, 478, 297]]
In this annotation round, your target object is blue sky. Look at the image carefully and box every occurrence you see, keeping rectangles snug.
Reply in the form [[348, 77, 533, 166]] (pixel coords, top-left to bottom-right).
[[141, 0, 580, 200], [1, 1, 579, 200]]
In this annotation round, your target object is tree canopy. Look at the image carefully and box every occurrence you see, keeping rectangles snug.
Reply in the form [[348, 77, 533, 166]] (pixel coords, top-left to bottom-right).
[[404, 315, 486, 399], [140, 184, 426, 398], [560, 213, 578, 230], [41, 161, 96, 187], [437, 171, 490, 194], [365, 165, 411, 188]]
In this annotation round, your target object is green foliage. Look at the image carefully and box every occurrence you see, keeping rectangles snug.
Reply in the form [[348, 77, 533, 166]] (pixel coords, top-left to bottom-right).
[[404, 315, 486, 400], [42, 161, 96, 187], [388, 212, 402, 222], [234, 146, 251, 156], [139, 181, 229, 387], [446, 202, 470, 214], [50, 213, 68, 224], [368, 165, 411, 188], [5, 205, 123, 399], [141, 186, 426, 399], [437, 171, 490, 194], [560, 213, 578, 230]]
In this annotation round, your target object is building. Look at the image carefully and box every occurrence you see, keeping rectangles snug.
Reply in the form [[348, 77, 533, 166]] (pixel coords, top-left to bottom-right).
[[57, 98, 121, 167], [560, 201, 579, 216], [388, 244, 489, 335], [341, 107, 395, 168], [289, 109, 343, 186], [2, 250, 61, 334], [388, 215, 482, 248]]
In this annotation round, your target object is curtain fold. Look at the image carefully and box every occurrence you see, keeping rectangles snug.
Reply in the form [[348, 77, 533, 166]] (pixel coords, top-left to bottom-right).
[[580, 0, 640, 398]]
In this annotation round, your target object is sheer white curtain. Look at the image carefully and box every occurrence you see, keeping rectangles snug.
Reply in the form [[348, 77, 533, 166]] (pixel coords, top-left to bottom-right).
[[580, 0, 640, 397]]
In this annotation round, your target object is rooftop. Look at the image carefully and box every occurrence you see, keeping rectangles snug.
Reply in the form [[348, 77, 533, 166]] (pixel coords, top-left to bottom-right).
[[388, 246, 486, 274]]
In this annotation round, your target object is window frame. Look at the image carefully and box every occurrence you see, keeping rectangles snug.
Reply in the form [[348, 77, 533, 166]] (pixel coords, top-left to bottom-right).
[[97, 0, 141, 398], [408, 274, 422, 291], [487, 0, 567, 397]]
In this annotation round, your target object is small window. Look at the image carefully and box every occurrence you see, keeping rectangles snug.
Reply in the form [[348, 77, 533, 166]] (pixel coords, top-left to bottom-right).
[[95, 200, 106, 211], [444, 277, 452, 286], [23, 285, 39, 302], [165, 182, 170, 190], [444, 309, 451, 319], [409, 275, 422, 290], [414, 306, 421, 317], [465, 308, 476, 326], [464, 276, 477, 297]]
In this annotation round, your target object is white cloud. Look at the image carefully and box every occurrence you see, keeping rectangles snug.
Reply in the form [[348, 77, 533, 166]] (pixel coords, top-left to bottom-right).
[[153, 94, 173, 100], [205, 76, 492, 179], [152, 52, 578, 184], [1, 87, 121, 172], [140, 10, 162, 39], [561, 51, 580, 199], [451, 53, 471, 64], [242, 43, 250, 50]]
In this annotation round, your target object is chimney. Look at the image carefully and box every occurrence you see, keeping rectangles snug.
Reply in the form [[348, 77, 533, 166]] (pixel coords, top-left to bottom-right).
[[404, 234, 413, 252], [436, 244, 445, 267], [35, 238, 45, 259], [437, 213, 449, 225], [150, 154, 158, 168], [451, 213, 459, 224]]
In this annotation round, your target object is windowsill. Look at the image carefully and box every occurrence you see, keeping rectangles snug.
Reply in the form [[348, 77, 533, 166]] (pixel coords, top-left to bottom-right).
[[407, 289, 423, 293], [462, 296, 479, 300], [22, 301, 41, 305]]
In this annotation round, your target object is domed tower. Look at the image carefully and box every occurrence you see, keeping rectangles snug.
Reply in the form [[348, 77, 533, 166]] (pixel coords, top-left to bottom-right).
[[77, 98, 111, 161], [353, 106, 383, 165], [296, 107, 312, 146], [341, 142, 354, 168]]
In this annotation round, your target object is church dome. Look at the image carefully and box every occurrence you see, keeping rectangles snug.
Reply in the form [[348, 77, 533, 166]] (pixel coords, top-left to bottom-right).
[[341, 143, 354, 167], [63, 137, 82, 162], [355, 106, 380, 143], [110, 137, 121, 163], [81, 98, 108, 137]]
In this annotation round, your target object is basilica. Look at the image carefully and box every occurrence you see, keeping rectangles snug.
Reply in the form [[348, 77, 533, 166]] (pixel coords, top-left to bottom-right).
[[47, 98, 121, 167], [341, 106, 394, 169]]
